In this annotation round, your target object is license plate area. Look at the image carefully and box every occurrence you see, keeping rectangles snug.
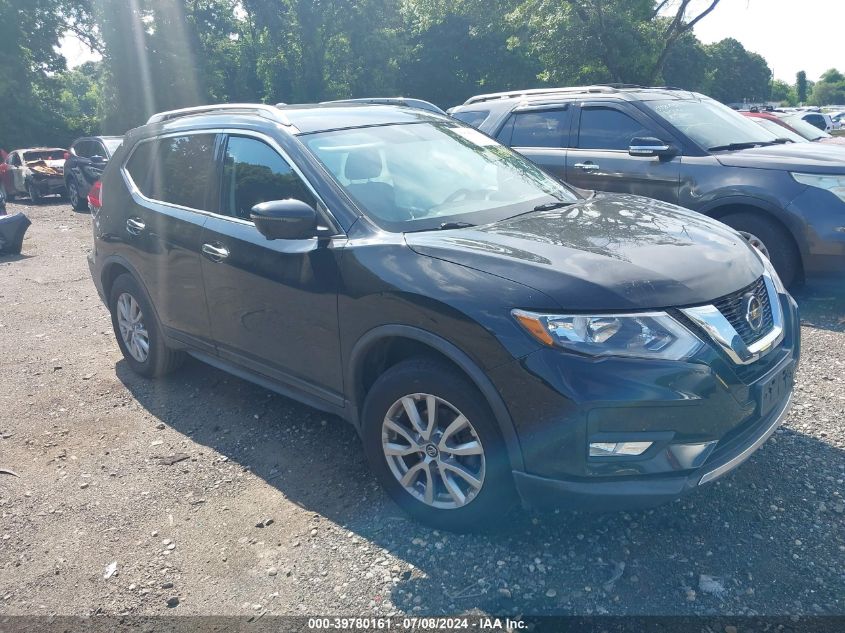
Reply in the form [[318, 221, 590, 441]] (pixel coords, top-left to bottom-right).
[[757, 362, 794, 417]]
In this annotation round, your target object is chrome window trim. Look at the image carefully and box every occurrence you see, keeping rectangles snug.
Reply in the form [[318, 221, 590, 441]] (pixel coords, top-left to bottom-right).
[[680, 274, 784, 366], [120, 128, 342, 234]]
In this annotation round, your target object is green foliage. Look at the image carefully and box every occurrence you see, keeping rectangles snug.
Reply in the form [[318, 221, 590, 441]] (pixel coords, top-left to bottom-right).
[[2, 0, 802, 149], [796, 71, 808, 103], [810, 68, 845, 106], [702, 39, 771, 104], [770, 79, 797, 106]]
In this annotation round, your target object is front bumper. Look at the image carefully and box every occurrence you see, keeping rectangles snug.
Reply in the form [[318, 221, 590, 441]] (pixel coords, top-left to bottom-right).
[[786, 186, 845, 275], [489, 291, 800, 510], [512, 390, 792, 511]]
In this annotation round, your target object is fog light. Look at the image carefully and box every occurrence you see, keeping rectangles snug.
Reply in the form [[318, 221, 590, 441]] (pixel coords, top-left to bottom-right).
[[589, 441, 653, 457]]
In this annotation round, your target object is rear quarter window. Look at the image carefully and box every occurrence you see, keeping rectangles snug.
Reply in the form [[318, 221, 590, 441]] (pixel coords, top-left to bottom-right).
[[451, 110, 490, 128]]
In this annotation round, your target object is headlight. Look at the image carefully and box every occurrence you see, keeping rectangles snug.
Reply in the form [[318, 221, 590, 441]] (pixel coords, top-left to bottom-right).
[[512, 310, 702, 360], [791, 172, 845, 203], [751, 244, 787, 294]]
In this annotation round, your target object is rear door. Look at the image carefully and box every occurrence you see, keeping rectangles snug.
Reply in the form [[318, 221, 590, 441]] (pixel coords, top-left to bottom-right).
[[199, 132, 345, 402], [566, 102, 681, 204], [121, 133, 217, 349], [85, 140, 109, 189], [497, 104, 573, 181]]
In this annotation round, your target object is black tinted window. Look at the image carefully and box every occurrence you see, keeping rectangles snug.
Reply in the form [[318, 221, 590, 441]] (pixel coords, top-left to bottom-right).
[[126, 134, 216, 210], [222, 136, 315, 221], [510, 109, 572, 148], [73, 141, 92, 158], [578, 107, 652, 150], [90, 142, 107, 159], [451, 110, 489, 128]]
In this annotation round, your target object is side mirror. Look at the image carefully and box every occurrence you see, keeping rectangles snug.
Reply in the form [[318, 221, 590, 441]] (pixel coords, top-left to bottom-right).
[[629, 137, 676, 158], [250, 199, 318, 240]]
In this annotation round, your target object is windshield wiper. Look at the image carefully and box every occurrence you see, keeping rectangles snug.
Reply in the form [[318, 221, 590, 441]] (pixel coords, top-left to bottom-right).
[[533, 200, 576, 212], [438, 221, 475, 230], [771, 137, 794, 144], [708, 140, 781, 152]]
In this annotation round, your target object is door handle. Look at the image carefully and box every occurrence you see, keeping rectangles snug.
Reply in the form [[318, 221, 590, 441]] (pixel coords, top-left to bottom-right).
[[125, 218, 146, 235], [574, 162, 600, 171], [202, 243, 230, 262]]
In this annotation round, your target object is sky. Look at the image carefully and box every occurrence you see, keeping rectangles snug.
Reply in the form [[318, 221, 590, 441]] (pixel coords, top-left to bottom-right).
[[692, 0, 841, 82], [59, 0, 841, 83]]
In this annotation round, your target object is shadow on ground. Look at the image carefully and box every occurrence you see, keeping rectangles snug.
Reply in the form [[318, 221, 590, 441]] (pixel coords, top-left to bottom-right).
[[116, 287, 845, 617]]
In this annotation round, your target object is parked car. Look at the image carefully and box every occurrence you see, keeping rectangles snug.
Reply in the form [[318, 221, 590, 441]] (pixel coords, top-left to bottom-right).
[[89, 103, 799, 530], [742, 111, 845, 146], [741, 111, 808, 143], [801, 111, 834, 132], [451, 85, 845, 286], [0, 148, 67, 202], [775, 112, 845, 146], [64, 136, 123, 211]]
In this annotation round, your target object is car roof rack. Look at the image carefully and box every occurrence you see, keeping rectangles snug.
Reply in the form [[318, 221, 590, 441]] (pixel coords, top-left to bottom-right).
[[463, 84, 690, 105], [320, 97, 447, 115], [146, 103, 293, 126]]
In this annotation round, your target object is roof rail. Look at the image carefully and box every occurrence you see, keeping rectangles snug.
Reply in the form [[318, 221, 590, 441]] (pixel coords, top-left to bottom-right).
[[146, 103, 293, 126], [320, 97, 447, 116], [463, 85, 619, 105]]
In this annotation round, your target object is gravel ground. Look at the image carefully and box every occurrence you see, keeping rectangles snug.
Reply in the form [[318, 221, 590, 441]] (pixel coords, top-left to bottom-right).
[[0, 199, 843, 618]]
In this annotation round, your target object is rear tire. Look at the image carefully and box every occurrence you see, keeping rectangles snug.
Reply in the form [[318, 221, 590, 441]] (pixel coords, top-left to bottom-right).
[[719, 212, 800, 287], [108, 273, 185, 378], [67, 179, 87, 211], [361, 357, 516, 531]]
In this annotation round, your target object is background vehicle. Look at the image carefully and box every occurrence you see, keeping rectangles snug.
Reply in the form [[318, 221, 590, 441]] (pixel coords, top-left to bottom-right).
[[743, 111, 845, 145], [320, 97, 447, 115], [64, 136, 123, 211], [0, 148, 67, 202], [451, 85, 845, 286], [801, 111, 834, 132], [89, 103, 798, 530]]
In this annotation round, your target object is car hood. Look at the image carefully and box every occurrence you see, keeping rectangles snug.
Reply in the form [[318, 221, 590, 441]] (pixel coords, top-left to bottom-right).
[[715, 142, 845, 173], [405, 194, 763, 311]]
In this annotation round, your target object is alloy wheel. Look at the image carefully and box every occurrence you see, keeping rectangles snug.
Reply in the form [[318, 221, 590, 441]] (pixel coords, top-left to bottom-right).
[[738, 230, 770, 260], [116, 292, 150, 363], [381, 393, 485, 509]]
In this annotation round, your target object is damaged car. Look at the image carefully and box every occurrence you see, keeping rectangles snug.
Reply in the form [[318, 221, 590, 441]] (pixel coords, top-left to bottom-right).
[[0, 148, 68, 203]]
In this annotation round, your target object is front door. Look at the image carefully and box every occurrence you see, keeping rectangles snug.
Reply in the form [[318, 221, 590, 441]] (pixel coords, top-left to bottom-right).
[[566, 103, 681, 204], [199, 133, 345, 403]]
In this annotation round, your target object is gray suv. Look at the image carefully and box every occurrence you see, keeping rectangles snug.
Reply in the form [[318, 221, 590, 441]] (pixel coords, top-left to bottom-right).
[[451, 86, 845, 286]]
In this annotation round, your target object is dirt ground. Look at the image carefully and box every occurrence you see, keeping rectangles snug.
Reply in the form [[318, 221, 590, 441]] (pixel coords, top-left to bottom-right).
[[1, 199, 843, 617]]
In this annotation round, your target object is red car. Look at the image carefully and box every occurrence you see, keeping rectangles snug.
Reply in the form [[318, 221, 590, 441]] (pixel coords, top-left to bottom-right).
[[742, 111, 845, 146]]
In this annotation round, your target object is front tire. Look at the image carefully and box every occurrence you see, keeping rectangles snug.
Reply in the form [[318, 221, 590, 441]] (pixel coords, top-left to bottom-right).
[[26, 181, 41, 204], [361, 358, 516, 531], [108, 273, 184, 378], [720, 212, 800, 287]]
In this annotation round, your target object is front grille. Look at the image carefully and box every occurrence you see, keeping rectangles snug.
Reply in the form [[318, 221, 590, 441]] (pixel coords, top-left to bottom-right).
[[712, 276, 773, 346]]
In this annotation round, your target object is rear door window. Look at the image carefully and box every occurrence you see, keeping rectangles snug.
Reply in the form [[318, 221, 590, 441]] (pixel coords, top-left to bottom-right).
[[577, 107, 653, 151], [125, 134, 217, 211], [510, 108, 572, 148], [73, 141, 93, 159]]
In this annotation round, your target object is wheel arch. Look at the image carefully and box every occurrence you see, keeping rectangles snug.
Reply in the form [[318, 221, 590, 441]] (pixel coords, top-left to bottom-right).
[[347, 325, 525, 472], [699, 197, 807, 259]]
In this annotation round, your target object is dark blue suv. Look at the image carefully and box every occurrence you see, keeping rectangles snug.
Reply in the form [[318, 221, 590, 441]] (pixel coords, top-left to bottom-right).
[[88, 103, 799, 530], [451, 86, 845, 287]]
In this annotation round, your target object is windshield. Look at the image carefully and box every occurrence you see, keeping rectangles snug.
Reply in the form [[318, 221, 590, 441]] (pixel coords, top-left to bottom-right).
[[103, 138, 123, 154], [748, 117, 806, 143], [23, 149, 65, 162], [646, 98, 778, 150], [303, 122, 578, 231], [779, 114, 832, 140]]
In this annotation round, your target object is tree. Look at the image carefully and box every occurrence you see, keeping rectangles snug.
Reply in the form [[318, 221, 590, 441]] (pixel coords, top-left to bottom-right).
[[796, 70, 808, 104], [770, 79, 796, 106], [810, 68, 845, 106], [703, 38, 771, 104]]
